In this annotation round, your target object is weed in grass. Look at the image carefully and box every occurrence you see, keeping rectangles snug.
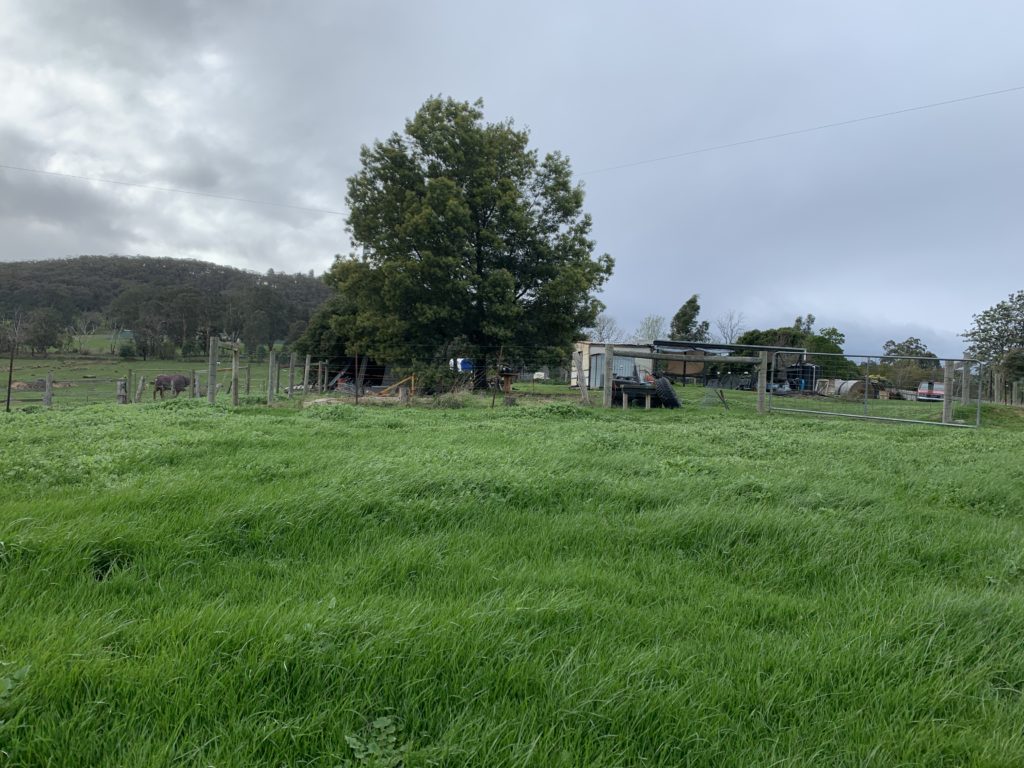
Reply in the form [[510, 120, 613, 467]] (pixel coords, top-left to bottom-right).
[[0, 662, 30, 727], [342, 715, 408, 767]]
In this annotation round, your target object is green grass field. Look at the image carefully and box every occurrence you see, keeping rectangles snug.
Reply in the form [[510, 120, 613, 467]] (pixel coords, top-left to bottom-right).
[[2, 396, 1024, 765]]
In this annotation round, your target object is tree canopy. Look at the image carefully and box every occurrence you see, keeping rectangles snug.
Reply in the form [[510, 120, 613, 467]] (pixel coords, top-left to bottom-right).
[[881, 337, 937, 361], [737, 325, 859, 378], [319, 97, 613, 368], [632, 315, 667, 345], [963, 291, 1024, 366], [669, 294, 710, 342]]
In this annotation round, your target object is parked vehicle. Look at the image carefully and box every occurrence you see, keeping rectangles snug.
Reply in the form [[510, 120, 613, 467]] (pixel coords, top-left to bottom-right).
[[916, 381, 945, 401]]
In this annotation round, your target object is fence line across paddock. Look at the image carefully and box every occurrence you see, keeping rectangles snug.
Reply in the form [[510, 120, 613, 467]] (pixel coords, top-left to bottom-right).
[[767, 352, 985, 428]]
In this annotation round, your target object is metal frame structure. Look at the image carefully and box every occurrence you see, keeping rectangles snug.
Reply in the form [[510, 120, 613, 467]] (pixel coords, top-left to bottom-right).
[[767, 351, 984, 428]]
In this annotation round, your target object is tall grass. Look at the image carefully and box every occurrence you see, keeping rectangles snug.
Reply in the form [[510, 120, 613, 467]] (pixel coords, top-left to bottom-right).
[[2, 399, 1023, 765]]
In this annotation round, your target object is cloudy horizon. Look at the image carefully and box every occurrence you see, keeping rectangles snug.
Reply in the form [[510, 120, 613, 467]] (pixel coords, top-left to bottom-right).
[[2, 1, 1022, 358]]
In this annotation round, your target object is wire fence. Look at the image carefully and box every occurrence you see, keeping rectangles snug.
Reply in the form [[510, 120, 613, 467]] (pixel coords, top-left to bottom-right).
[[3, 350, 575, 411], [766, 352, 984, 428]]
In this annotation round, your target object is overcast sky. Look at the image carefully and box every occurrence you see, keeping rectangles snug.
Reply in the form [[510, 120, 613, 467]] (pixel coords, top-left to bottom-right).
[[2, 1, 1022, 357]]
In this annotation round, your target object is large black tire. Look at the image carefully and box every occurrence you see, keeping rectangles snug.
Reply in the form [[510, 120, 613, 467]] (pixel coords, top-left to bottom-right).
[[655, 376, 680, 409]]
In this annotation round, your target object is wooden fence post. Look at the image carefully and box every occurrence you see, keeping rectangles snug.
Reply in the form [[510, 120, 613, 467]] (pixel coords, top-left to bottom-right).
[[603, 344, 614, 408], [267, 350, 276, 405], [116, 378, 129, 405], [207, 337, 219, 405], [231, 347, 240, 407], [191, 370, 197, 398], [43, 371, 53, 407], [960, 365, 970, 406], [318, 361, 324, 393], [356, 355, 367, 401], [942, 360, 955, 423], [573, 350, 590, 406], [134, 375, 146, 403], [757, 351, 768, 414], [288, 353, 296, 398], [399, 384, 410, 404], [303, 355, 311, 396]]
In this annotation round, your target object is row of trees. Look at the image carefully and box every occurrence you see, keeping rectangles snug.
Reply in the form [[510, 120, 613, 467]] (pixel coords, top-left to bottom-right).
[[588, 295, 743, 346]]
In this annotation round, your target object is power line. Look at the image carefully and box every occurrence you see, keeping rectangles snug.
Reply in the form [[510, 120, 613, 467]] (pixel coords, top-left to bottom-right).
[[3, 83, 1021, 207], [581, 84, 1024, 175], [0, 163, 346, 216]]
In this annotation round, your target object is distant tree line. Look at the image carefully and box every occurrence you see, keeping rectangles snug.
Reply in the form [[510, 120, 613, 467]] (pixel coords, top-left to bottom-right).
[[0, 255, 331, 359]]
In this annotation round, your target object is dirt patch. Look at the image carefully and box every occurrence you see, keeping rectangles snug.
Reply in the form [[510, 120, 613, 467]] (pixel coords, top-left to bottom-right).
[[303, 395, 405, 408]]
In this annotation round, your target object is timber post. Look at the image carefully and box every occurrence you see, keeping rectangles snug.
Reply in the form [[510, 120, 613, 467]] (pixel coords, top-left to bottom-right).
[[942, 360, 955, 423], [303, 355, 311, 396], [116, 378, 129, 405], [207, 337, 219, 405], [288, 352, 296, 398], [191, 370, 198, 398], [573, 350, 590, 406], [267, 350, 276, 405], [757, 351, 768, 414], [134, 375, 146, 403], [231, 346, 240, 407], [960, 364, 970, 406], [603, 344, 614, 408]]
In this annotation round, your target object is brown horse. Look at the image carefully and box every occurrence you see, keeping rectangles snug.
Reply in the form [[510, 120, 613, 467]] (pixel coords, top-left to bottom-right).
[[153, 374, 190, 399]]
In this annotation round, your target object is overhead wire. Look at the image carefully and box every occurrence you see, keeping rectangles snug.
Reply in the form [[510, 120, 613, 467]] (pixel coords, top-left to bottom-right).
[[579, 84, 1024, 175], [1, 83, 1022, 208]]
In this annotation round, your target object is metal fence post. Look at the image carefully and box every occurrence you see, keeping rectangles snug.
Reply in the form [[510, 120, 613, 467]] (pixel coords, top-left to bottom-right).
[[863, 357, 870, 416], [942, 360, 955, 423], [757, 351, 768, 414], [603, 344, 614, 408]]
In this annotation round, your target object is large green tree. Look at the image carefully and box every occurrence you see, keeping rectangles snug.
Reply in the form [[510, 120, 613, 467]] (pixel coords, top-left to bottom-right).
[[669, 294, 710, 342], [964, 291, 1024, 364], [325, 97, 613, 369], [737, 325, 859, 379], [879, 337, 940, 388], [23, 308, 64, 356]]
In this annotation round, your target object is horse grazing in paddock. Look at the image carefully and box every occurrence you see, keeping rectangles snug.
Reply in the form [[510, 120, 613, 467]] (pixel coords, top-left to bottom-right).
[[153, 374, 190, 399]]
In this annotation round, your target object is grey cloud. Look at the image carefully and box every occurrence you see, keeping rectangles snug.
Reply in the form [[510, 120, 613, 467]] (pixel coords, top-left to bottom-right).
[[1, 0, 1022, 357]]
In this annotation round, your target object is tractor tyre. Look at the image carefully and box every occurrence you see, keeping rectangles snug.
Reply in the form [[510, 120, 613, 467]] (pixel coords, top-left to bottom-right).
[[655, 376, 681, 409]]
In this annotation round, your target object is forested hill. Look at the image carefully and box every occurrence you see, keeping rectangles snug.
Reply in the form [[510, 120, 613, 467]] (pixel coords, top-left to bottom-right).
[[0, 255, 332, 356]]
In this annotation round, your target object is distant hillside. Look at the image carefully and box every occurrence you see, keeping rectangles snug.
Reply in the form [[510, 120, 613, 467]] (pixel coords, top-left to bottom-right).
[[0, 255, 333, 357]]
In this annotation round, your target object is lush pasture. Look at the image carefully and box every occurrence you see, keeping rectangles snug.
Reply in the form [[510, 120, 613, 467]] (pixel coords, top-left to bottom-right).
[[2, 397, 1024, 766]]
